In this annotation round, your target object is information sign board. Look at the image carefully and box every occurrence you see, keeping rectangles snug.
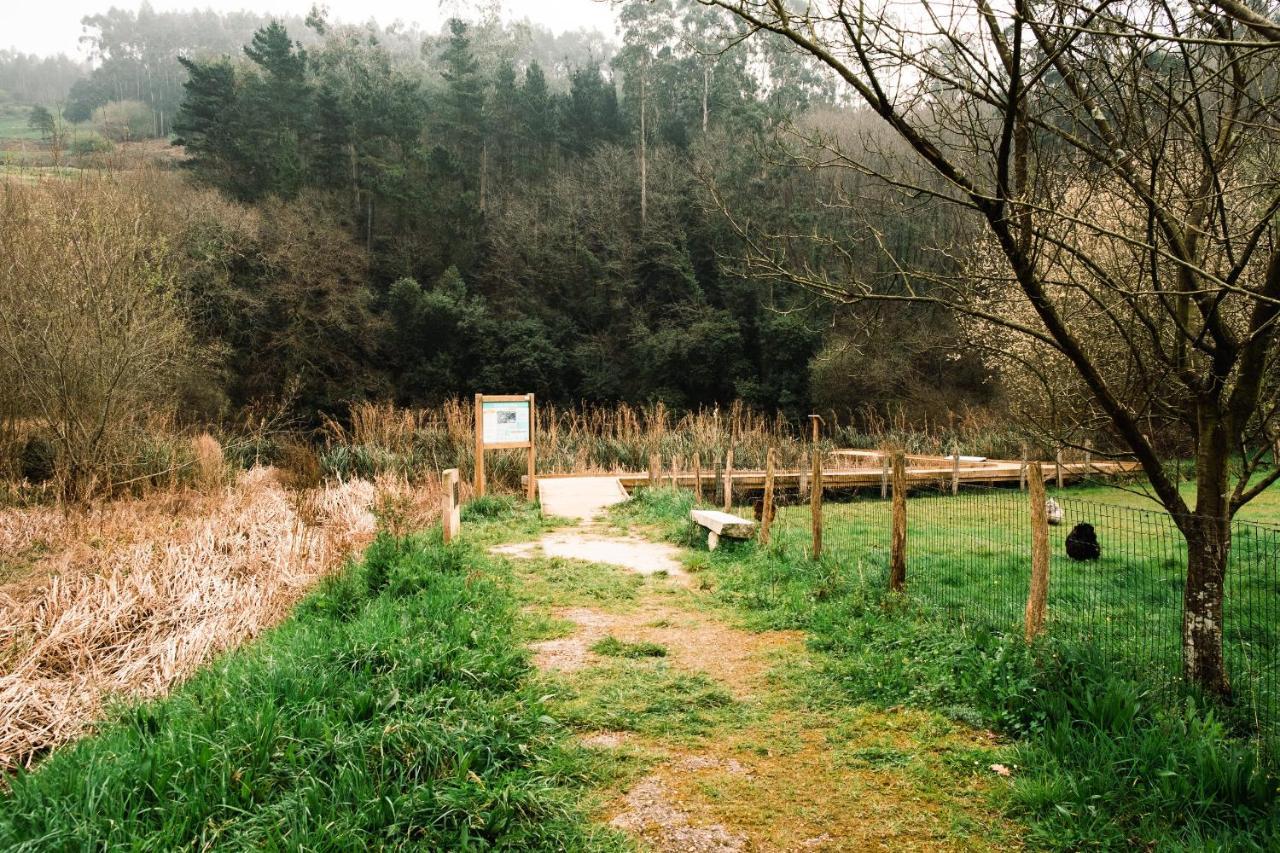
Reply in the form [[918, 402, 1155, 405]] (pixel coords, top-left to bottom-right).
[[482, 399, 531, 446]]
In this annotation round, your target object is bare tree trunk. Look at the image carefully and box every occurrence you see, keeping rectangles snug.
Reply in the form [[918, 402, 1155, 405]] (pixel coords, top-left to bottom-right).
[[1181, 413, 1234, 696], [639, 75, 648, 226], [702, 66, 711, 133], [1182, 519, 1230, 695]]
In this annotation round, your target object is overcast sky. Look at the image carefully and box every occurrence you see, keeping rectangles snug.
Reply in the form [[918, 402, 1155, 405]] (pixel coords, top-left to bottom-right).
[[6, 0, 621, 57]]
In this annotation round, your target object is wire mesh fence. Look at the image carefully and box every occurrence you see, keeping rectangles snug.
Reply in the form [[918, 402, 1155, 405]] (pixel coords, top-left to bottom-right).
[[750, 477, 1279, 748]]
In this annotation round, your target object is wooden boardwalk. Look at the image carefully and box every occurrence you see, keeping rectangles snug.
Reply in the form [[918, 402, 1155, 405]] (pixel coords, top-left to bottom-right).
[[532, 450, 1141, 494]]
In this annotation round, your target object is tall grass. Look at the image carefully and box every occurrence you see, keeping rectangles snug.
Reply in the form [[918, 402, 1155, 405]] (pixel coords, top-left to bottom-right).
[[0, 533, 624, 850], [319, 399, 1028, 492]]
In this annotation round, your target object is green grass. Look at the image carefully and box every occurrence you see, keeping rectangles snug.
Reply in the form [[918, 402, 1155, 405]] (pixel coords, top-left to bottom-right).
[[617, 487, 1280, 850], [0, 111, 44, 141], [511, 556, 646, 610], [591, 636, 668, 658], [549, 659, 741, 740], [0, 528, 630, 851]]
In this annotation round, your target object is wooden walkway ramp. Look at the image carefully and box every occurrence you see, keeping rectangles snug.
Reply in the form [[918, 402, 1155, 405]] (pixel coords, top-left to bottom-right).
[[537, 476, 629, 520]]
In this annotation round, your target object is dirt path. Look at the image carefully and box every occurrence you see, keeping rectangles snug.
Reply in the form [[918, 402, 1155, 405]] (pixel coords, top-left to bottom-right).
[[493, 519, 1019, 852]]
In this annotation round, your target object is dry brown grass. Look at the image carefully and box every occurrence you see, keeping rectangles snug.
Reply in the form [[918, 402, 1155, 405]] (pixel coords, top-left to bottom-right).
[[0, 467, 383, 773], [190, 433, 225, 491]]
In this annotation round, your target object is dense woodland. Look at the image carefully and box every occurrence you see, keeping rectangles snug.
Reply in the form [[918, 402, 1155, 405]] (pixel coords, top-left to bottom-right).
[[0, 2, 991, 427]]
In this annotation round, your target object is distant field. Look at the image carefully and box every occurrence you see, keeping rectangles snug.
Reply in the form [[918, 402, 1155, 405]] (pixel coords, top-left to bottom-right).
[[0, 111, 44, 141]]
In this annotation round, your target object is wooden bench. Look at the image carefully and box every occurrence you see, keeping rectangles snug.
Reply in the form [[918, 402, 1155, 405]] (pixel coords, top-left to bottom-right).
[[691, 509, 756, 550]]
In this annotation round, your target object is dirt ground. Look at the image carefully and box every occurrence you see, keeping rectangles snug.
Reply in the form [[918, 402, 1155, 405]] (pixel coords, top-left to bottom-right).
[[492, 518, 1021, 852]]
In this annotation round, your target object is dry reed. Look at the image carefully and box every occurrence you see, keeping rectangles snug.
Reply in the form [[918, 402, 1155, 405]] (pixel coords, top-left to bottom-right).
[[0, 467, 381, 773]]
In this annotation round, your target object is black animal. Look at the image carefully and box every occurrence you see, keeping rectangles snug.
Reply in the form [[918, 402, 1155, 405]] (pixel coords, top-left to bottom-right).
[[1065, 523, 1101, 561]]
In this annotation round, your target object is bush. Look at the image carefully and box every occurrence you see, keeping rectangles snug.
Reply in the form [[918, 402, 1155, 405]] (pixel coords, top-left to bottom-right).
[[0, 174, 202, 499], [93, 99, 154, 142], [69, 133, 113, 156]]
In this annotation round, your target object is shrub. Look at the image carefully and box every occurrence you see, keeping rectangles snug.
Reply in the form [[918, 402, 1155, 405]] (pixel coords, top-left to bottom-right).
[[0, 174, 202, 499], [69, 133, 113, 156], [93, 100, 154, 142]]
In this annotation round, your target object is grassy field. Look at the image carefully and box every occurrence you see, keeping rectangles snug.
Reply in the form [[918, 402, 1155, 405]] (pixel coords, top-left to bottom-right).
[[0, 111, 43, 141], [618, 488, 1280, 849], [0, 505, 630, 850], [760, 475, 1280, 745]]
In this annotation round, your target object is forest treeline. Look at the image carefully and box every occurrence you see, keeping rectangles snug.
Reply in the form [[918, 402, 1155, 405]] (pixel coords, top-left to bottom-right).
[[1, 1, 992, 429]]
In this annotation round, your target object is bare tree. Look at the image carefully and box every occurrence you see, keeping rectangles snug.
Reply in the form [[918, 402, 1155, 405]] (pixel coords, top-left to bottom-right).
[[0, 174, 198, 498], [702, 0, 1280, 695]]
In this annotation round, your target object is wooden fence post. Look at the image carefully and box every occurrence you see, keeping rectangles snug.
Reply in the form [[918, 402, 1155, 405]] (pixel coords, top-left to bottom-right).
[[1025, 462, 1051, 642], [473, 393, 485, 497], [1055, 448, 1064, 489], [1019, 444, 1028, 492], [693, 454, 703, 502], [880, 452, 890, 499], [723, 448, 735, 512], [810, 446, 823, 560], [442, 468, 461, 543], [889, 452, 907, 592], [649, 453, 660, 488], [670, 456, 679, 488], [760, 447, 776, 545], [951, 449, 961, 496]]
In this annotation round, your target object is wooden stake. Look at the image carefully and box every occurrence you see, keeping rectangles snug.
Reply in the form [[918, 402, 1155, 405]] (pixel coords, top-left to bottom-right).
[[881, 452, 890, 499], [890, 452, 907, 592], [442, 468, 461, 543], [649, 453, 660, 488], [723, 448, 735, 512], [693, 454, 703, 502], [760, 447, 776, 546], [810, 447, 823, 560], [526, 393, 537, 502], [473, 393, 485, 497], [1055, 449, 1064, 489], [1019, 444, 1028, 491], [809, 414, 822, 443], [670, 456, 679, 488], [1025, 461, 1050, 642], [950, 450, 961, 496]]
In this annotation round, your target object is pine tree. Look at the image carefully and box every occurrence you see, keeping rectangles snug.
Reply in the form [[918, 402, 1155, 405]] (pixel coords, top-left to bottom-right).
[[518, 61, 556, 177]]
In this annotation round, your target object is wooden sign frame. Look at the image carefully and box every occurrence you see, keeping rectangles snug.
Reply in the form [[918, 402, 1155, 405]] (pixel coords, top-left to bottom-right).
[[474, 393, 536, 500]]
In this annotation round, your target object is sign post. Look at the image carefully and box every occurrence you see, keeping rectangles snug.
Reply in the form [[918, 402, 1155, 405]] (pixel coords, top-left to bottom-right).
[[473, 393, 536, 500]]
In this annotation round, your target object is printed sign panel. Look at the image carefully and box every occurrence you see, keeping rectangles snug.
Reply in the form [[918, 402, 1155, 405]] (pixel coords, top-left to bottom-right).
[[482, 399, 531, 445]]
